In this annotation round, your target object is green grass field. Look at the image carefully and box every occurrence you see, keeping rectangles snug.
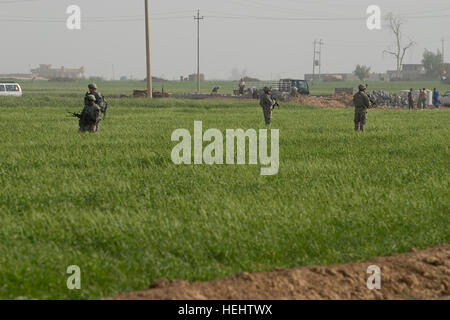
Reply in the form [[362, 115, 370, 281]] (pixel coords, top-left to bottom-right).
[[0, 81, 449, 299], [15, 79, 450, 97]]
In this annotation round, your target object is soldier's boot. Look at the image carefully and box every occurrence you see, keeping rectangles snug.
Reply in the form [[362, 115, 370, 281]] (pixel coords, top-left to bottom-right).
[[354, 123, 360, 132], [360, 125, 365, 132]]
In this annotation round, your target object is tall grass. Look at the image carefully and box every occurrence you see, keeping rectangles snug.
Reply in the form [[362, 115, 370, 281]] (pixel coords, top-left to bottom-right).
[[0, 95, 448, 299]]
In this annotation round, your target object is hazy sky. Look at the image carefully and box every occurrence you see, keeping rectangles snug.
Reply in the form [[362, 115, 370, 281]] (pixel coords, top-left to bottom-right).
[[0, 0, 449, 80]]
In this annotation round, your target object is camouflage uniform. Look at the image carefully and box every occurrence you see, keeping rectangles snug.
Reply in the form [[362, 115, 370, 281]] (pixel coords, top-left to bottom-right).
[[353, 91, 370, 131], [85, 83, 107, 118], [79, 101, 101, 133], [84, 91, 105, 112], [260, 93, 275, 125]]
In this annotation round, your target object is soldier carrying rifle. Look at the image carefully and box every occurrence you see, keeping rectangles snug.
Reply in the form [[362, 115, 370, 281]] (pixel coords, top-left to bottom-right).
[[84, 83, 108, 119], [259, 87, 279, 126], [70, 95, 102, 133], [353, 84, 375, 132]]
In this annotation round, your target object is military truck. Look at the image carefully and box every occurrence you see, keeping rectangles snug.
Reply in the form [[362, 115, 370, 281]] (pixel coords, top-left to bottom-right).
[[234, 79, 310, 99], [278, 79, 310, 95]]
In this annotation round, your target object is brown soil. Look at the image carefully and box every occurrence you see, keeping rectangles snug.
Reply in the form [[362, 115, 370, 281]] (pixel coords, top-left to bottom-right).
[[111, 245, 449, 300], [290, 93, 354, 108]]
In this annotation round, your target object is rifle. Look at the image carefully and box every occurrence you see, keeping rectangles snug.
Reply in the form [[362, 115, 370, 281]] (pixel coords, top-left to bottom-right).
[[365, 84, 377, 108], [271, 96, 280, 109], [367, 92, 377, 108], [84, 93, 108, 119], [68, 112, 82, 119]]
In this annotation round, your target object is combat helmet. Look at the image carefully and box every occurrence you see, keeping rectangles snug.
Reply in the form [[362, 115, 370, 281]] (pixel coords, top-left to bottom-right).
[[88, 83, 97, 90], [358, 84, 366, 91], [263, 87, 271, 94], [87, 94, 96, 102]]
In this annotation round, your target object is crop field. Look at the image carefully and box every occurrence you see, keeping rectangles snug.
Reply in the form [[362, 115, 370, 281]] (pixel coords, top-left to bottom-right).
[[0, 81, 449, 299], [17, 79, 450, 97]]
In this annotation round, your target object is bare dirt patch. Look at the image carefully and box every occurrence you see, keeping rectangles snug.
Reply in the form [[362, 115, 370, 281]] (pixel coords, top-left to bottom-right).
[[290, 93, 354, 108], [111, 245, 449, 300]]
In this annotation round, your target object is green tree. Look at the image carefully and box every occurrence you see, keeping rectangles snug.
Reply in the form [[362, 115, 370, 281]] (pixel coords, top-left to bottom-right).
[[354, 65, 371, 81], [422, 49, 444, 80]]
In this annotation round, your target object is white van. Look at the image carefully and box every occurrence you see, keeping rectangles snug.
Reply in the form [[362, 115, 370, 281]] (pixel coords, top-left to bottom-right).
[[0, 83, 23, 97]]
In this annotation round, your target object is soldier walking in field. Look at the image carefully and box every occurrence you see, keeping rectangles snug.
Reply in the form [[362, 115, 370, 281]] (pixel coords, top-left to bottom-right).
[[85, 83, 107, 118], [353, 84, 371, 132], [259, 87, 277, 125], [79, 95, 102, 133]]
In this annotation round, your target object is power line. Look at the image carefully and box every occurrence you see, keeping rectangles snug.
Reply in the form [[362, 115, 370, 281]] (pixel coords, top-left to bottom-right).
[[0, 15, 191, 22], [1, 10, 450, 24], [226, 0, 450, 18], [203, 12, 450, 21], [0, 0, 39, 4], [206, 14, 364, 21]]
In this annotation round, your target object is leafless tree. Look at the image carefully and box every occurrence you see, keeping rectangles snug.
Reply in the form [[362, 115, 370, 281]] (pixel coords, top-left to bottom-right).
[[383, 13, 415, 79]]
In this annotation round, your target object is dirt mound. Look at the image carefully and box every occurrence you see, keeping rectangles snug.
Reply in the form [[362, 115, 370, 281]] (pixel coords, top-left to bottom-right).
[[111, 245, 449, 300], [290, 93, 353, 108]]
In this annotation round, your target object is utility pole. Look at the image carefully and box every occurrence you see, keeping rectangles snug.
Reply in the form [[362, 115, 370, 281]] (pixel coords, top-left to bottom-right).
[[318, 39, 323, 81], [112, 64, 115, 81], [312, 39, 323, 83], [442, 37, 445, 64], [194, 9, 204, 93], [312, 40, 316, 84], [144, 0, 152, 98]]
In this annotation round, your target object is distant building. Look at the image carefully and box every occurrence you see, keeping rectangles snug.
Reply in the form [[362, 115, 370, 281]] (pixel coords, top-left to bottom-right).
[[243, 76, 260, 82], [304, 73, 387, 82], [143, 76, 168, 82], [400, 64, 426, 81], [386, 70, 399, 81], [30, 64, 85, 80], [188, 73, 205, 82]]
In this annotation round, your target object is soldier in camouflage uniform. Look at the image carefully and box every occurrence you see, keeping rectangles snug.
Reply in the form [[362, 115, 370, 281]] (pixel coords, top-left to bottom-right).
[[353, 84, 371, 132], [79, 95, 102, 133], [259, 87, 276, 125], [84, 83, 106, 116]]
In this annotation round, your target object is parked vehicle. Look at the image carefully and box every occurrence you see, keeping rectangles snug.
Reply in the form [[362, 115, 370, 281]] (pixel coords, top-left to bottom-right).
[[234, 79, 310, 98], [438, 91, 450, 106], [0, 83, 23, 97]]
